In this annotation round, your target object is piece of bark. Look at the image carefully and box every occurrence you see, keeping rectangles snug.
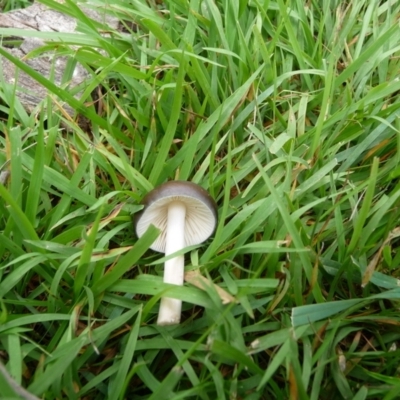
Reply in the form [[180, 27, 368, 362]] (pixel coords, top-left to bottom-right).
[[0, 1, 119, 116]]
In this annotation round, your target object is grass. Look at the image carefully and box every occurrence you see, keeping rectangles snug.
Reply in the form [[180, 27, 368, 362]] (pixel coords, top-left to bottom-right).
[[0, 0, 400, 398]]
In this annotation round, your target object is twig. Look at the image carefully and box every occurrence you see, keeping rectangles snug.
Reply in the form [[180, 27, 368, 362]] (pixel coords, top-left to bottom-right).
[[0, 360, 40, 400]]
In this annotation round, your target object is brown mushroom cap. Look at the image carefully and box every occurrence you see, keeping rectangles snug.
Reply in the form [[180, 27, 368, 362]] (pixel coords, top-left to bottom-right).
[[135, 181, 218, 252]]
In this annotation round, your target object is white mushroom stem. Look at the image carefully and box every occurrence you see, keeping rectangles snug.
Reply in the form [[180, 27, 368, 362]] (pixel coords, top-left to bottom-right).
[[157, 201, 186, 325]]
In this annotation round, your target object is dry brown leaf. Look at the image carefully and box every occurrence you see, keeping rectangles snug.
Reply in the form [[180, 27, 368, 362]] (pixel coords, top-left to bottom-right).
[[87, 203, 125, 235], [184, 270, 236, 304]]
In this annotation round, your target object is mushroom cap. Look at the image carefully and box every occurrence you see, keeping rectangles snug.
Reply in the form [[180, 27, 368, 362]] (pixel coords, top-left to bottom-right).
[[135, 181, 218, 253]]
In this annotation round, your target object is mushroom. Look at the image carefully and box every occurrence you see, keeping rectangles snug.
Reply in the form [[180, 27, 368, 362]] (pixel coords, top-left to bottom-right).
[[135, 181, 217, 325]]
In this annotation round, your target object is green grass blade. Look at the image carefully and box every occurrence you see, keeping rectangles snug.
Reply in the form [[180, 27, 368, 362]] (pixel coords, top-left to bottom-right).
[[91, 225, 160, 295]]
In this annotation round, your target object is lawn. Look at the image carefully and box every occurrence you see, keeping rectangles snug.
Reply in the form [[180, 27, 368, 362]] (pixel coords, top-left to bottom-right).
[[1, 0, 400, 399]]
